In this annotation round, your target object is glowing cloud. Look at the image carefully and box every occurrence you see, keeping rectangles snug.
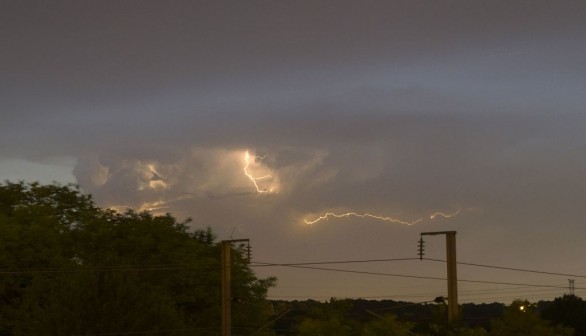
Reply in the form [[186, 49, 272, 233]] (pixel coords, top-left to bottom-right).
[[139, 200, 169, 213], [243, 151, 276, 193], [137, 162, 169, 191]]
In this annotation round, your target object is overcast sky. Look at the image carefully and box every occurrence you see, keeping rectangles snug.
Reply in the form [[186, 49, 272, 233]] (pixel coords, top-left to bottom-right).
[[2, 1, 586, 303]]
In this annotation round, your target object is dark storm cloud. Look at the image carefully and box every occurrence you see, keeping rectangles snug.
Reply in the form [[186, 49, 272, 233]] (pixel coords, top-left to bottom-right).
[[2, 1, 586, 301], [3, 1, 585, 113]]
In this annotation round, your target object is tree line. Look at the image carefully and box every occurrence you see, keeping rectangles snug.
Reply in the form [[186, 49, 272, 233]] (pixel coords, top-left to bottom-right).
[[271, 296, 585, 335], [1, 181, 585, 335]]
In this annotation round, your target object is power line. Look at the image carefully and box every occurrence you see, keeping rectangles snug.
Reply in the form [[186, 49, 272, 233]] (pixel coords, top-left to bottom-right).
[[459, 278, 576, 289], [253, 262, 446, 281], [424, 258, 586, 279], [4, 255, 584, 297], [253, 256, 586, 280], [251, 257, 418, 267], [460, 291, 565, 302], [4, 255, 583, 281], [254, 262, 586, 290], [274, 284, 561, 298], [0, 263, 221, 274], [268, 284, 569, 301]]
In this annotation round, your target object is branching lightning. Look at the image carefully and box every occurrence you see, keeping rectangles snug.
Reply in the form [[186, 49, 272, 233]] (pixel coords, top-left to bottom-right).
[[304, 209, 461, 226], [429, 209, 461, 219], [243, 151, 273, 193], [303, 212, 422, 226]]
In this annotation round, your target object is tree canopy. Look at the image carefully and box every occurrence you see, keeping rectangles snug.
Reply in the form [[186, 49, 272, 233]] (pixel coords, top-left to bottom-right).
[[0, 181, 275, 336], [541, 295, 586, 335], [490, 300, 573, 336]]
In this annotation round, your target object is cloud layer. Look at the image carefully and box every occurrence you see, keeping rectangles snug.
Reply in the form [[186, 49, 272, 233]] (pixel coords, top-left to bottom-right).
[[2, 1, 586, 302]]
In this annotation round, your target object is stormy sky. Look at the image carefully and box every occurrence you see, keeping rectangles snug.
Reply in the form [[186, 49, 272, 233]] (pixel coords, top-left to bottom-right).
[[2, 1, 586, 302]]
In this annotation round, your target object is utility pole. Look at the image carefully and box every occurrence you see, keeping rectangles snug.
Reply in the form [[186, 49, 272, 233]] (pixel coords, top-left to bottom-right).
[[420, 231, 459, 324], [221, 239, 250, 336], [569, 279, 575, 296]]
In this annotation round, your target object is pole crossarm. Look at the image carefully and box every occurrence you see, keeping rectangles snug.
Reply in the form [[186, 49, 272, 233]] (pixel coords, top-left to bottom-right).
[[421, 231, 457, 236]]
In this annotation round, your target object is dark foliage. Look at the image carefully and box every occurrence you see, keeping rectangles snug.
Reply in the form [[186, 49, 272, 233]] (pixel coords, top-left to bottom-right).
[[541, 295, 586, 335], [0, 181, 275, 336]]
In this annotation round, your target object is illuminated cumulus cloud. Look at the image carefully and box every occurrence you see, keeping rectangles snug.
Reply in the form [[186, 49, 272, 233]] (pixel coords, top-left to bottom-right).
[[183, 148, 280, 197], [186, 147, 325, 197], [272, 149, 334, 191], [304, 208, 461, 226], [136, 162, 170, 191], [106, 193, 197, 216], [70, 146, 340, 224], [136, 195, 193, 215], [73, 157, 180, 212], [107, 200, 169, 215], [73, 147, 295, 214]]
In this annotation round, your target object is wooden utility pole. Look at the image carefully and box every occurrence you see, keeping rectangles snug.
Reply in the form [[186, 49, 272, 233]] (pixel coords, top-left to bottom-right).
[[420, 231, 459, 324], [445, 232, 458, 323], [221, 239, 250, 336]]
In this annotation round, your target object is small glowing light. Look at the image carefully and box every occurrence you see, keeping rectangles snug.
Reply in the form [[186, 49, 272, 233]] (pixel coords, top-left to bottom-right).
[[519, 305, 525, 312]]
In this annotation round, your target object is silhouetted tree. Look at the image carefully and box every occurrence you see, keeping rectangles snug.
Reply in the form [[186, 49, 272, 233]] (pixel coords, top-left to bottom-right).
[[0, 181, 275, 336], [425, 301, 487, 336], [296, 299, 358, 336], [491, 300, 573, 336], [541, 295, 586, 335], [361, 312, 415, 336]]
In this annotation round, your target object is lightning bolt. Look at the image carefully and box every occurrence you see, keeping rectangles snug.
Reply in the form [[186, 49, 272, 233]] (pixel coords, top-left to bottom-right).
[[429, 209, 461, 219], [243, 151, 273, 193], [304, 209, 461, 226], [303, 212, 422, 226]]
